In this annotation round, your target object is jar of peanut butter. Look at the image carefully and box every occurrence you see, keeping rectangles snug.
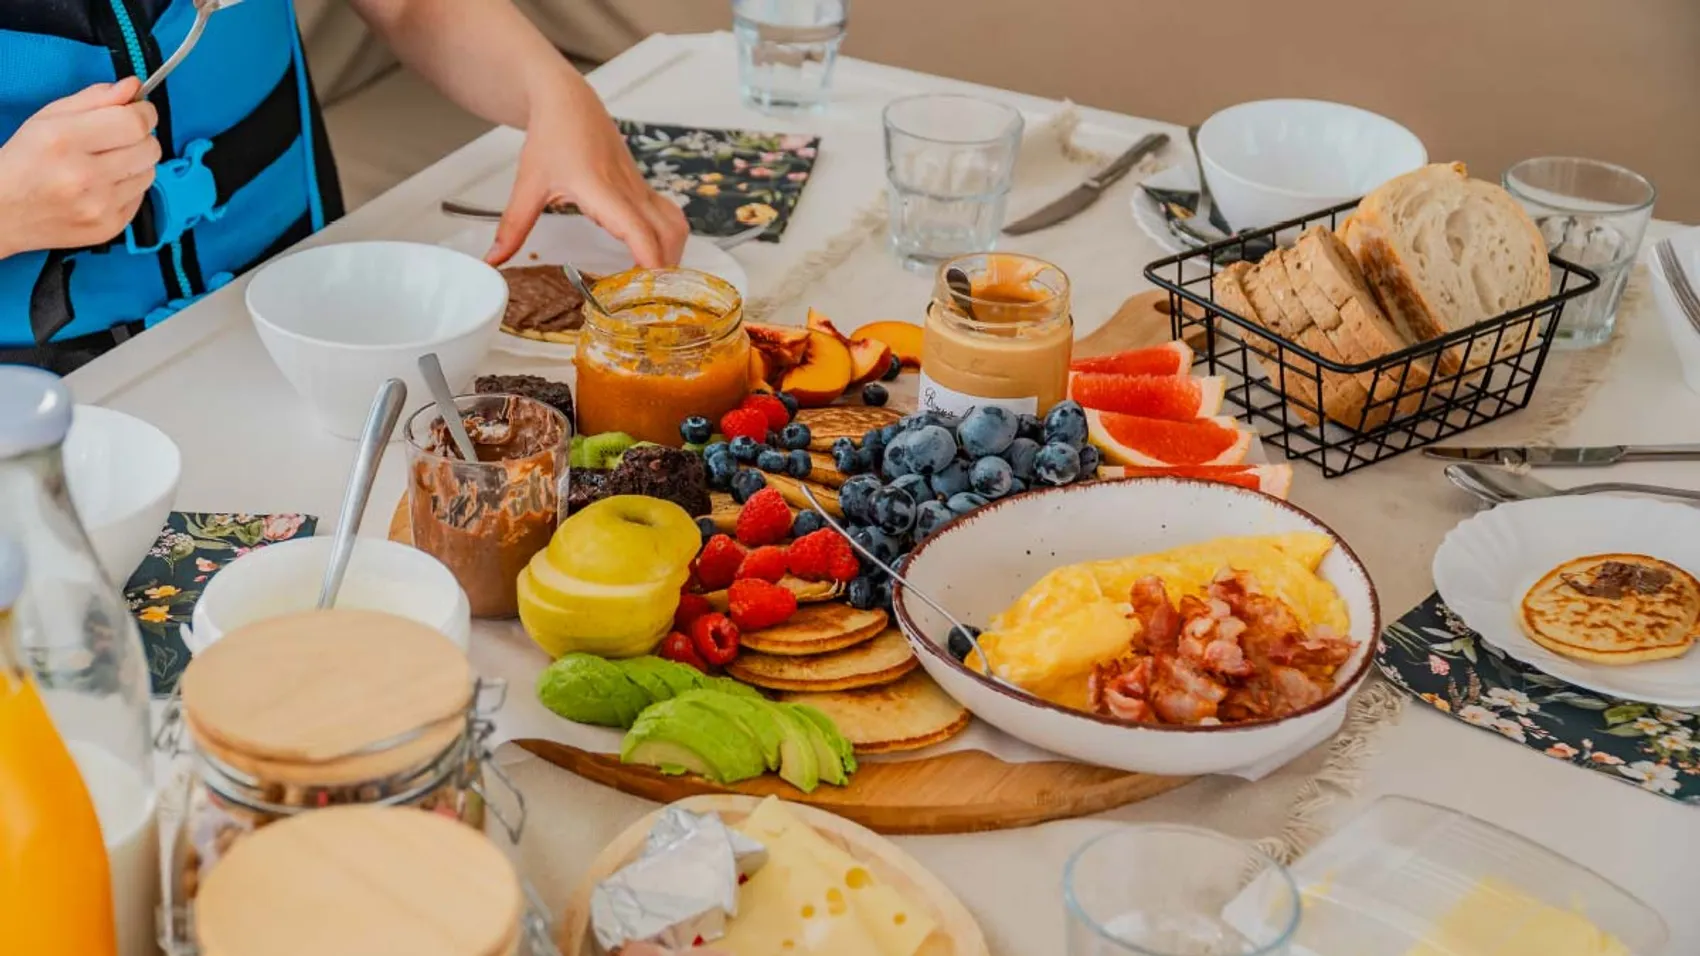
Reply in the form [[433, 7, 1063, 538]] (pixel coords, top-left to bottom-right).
[[919, 253, 1073, 417]]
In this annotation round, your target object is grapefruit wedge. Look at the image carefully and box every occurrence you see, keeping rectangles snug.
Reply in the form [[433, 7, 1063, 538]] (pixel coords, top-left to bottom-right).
[[1068, 372, 1225, 420], [1070, 341, 1193, 376], [1098, 464, 1293, 499], [1086, 410, 1253, 467]]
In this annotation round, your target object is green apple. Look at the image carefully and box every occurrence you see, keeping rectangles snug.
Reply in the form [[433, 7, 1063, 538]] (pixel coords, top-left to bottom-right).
[[516, 565, 679, 659], [545, 495, 701, 585]]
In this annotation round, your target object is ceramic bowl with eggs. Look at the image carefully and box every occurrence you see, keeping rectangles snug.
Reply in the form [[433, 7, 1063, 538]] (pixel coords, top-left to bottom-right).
[[63, 405, 182, 586], [893, 478, 1378, 777]]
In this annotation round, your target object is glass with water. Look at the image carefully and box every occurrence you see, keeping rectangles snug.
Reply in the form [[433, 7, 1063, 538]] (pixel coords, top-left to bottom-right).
[[883, 94, 1024, 271], [733, 0, 847, 113], [1504, 157, 1655, 349], [1065, 825, 1300, 955]]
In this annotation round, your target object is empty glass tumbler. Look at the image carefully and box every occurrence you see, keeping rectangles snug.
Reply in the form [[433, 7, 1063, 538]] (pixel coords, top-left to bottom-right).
[[733, 0, 847, 113], [883, 94, 1024, 270]]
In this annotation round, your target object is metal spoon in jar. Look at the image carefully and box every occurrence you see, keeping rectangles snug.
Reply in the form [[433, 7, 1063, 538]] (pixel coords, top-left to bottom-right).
[[944, 267, 977, 321], [317, 378, 407, 609], [562, 262, 610, 318], [417, 353, 478, 463]]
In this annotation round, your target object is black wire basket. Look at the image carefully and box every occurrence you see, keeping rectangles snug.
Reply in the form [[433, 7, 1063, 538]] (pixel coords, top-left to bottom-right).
[[1142, 200, 1602, 478]]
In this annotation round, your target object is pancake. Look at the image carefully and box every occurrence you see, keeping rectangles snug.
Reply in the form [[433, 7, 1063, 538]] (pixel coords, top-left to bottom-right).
[[706, 575, 845, 612], [760, 471, 842, 518], [1518, 553, 1700, 665], [727, 628, 918, 692], [739, 604, 888, 656], [796, 406, 904, 452], [778, 671, 970, 754], [708, 492, 742, 533]]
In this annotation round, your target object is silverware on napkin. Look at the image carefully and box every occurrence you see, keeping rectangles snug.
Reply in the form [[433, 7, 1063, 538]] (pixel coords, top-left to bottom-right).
[[1424, 444, 1700, 466], [1001, 132, 1169, 236], [439, 201, 770, 251]]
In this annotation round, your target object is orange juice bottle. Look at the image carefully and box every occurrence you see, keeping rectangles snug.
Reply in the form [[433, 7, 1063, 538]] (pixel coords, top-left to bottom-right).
[[0, 538, 117, 956]]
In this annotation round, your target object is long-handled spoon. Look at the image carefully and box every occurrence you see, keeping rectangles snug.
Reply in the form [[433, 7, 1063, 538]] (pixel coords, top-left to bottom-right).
[[136, 0, 243, 100], [561, 261, 613, 319], [417, 353, 477, 463], [317, 378, 407, 608]]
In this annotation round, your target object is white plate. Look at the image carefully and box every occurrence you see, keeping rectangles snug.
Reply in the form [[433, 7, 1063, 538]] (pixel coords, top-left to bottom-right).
[[1433, 496, 1700, 706], [438, 217, 751, 360], [1131, 163, 1203, 257]]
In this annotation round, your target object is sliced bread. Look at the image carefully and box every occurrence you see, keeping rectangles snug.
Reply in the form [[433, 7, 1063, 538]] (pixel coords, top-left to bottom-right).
[[1213, 260, 1369, 427], [1341, 162, 1551, 372]]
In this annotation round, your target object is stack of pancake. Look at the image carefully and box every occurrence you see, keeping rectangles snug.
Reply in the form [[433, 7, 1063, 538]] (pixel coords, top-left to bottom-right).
[[1519, 553, 1700, 665]]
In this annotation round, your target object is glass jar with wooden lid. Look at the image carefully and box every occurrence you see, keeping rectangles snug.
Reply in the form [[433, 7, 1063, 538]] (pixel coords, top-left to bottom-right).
[[192, 806, 559, 956], [573, 267, 751, 445], [157, 609, 523, 954], [919, 252, 1074, 417]]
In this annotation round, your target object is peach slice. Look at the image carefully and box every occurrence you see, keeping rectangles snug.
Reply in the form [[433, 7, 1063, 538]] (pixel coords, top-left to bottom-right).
[[807, 307, 851, 344], [847, 337, 894, 387], [852, 320, 923, 369], [781, 330, 854, 407], [748, 348, 776, 391], [746, 323, 811, 367]]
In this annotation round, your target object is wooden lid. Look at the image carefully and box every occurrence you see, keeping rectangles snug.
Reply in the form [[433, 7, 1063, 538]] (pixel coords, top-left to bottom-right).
[[195, 806, 522, 956], [180, 609, 474, 786]]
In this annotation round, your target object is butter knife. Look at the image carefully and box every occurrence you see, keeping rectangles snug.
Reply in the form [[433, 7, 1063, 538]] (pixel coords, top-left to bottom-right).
[[1002, 132, 1169, 236], [1424, 444, 1700, 466]]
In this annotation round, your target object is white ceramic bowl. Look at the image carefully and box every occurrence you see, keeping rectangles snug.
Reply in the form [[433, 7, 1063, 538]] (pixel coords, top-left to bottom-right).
[[189, 536, 471, 653], [63, 405, 181, 585], [246, 241, 507, 439], [1198, 99, 1427, 230], [1651, 225, 1700, 395], [893, 478, 1379, 777]]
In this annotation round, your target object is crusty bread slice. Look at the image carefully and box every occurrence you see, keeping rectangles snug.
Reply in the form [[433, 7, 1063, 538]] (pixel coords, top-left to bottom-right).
[[1342, 162, 1551, 372], [1215, 260, 1370, 427]]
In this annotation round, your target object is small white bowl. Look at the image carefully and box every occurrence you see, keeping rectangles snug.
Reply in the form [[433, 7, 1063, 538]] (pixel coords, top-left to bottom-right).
[[246, 241, 507, 439], [63, 405, 181, 586], [893, 478, 1379, 777], [1651, 226, 1700, 395], [189, 536, 471, 653], [1198, 99, 1427, 230]]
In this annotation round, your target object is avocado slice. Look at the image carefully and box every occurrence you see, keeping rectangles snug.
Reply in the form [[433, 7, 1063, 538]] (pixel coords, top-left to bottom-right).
[[536, 654, 650, 727], [783, 704, 847, 786], [768, 705, 821, 793], [706, 676, 765, 699], [621, 698, 766, 784], [788, 703, 858, 777], [618, 656, 688, 704], [652, 658, 713, 698], [673, 690, 783, 770]]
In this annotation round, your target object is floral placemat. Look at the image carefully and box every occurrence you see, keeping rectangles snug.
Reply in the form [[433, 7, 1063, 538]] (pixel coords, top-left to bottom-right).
[[1379, 592, 1699, 804], [619, 120, 818, 241], [124, 512, 318, 695]]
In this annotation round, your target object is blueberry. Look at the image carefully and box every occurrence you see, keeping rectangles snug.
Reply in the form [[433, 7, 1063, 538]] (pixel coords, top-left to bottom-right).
[[957, 406, 1020, 457], [766, 430, 781, 447], [729, 435, 760, 463], [946, 492, 990, 515], [970, 456, 1015, 498], [757, 448, 788, 473], [908, 425, 957, 476], [929, 459, 970, 499], [791, 509, 826, 538], [1077, 445, 1102, 478], [882, 431, 916, 479], [729, 469, 767, 503], [846, 575, 881, 610], [704, 449, 737, 489], [679, 415, 713, 445], [779, 422, 813, 450], [1043, 400, 1089, 449], [695, 516, 719, 544], [1007, 477, 1028, 495], [1035, 442, 1082, 485], [855, 447, 878, 472], [831, 439, 862, 474], [881, 354, 902, 381], [775, 391, 800, 419], [1016, 413, 1044, 442], [947, 625, 982, 661], [880, 423, 904, 445], [784, 449, 812, 478], [870, 486, 918, 535], [703, 440, 730, 461], [873, 577, 894, 610], [838, 475, 882, 524], [1003, 437, 1041, 481], [889, 473, 933, 505], [850, 526, 900, 564], [891, 553, 911, 576], [861, 428, 887, 458], [861, 383, 889, 407], [914, 500, 953, 539]]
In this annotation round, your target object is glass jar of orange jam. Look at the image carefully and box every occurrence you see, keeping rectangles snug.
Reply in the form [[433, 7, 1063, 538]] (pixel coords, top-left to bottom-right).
[[574, 268, 749, 446]]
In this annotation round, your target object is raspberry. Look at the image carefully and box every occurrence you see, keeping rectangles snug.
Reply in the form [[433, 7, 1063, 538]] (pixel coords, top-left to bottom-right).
[[740, 392, 791, 431], [674, 591, 714, 631], [736, 545, 790, 583], [718, 407, 768, 444], [691, 534, 747, 591], [727, 578, 798, 630], [786, 529, 861, 583], [734, 488, 792, 547]]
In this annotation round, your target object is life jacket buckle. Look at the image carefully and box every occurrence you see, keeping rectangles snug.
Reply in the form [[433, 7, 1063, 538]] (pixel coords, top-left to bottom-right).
[[124, 138, 225, 256]]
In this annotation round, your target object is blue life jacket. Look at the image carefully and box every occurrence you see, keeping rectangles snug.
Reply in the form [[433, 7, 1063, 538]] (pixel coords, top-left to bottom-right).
[[0, 0, 343, 347]]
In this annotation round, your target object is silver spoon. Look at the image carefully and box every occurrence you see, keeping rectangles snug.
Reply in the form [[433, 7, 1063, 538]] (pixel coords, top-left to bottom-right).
[[1184, 124, 1230, 243], [417, 353, 477, 463], [317, 378, 407, 609], [944, 267, 977, 321], [795, 485, 1018, 690], [562, 262, 610, 318], [1447, 463, 1700, 506], [136, 0, 243, 100]]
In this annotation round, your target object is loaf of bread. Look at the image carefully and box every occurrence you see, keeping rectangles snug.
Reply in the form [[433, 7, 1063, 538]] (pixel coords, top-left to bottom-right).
[[1340, 162, 1551, 373]]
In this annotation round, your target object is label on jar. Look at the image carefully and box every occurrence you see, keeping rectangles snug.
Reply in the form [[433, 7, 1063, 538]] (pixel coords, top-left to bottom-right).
[[917, 371, 1039, 417]]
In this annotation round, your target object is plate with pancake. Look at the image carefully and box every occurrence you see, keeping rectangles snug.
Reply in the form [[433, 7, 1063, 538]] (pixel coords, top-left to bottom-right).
[[1434, 495, 1700, 706]]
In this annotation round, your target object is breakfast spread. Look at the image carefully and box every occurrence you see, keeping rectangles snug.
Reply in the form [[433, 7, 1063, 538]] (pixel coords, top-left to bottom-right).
[[499, 264, 593, 343], [1519, 553, 1700, 665], [919, 253, 1074, 417]]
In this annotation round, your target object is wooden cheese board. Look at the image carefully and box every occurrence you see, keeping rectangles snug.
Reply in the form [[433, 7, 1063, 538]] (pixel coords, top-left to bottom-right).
[[393, 291, 1199, 834]]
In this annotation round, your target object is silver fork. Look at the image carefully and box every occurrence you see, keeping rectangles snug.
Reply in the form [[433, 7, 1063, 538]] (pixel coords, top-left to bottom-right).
[[1655, 239, 1700, 334], [136, 0, 244, 100]]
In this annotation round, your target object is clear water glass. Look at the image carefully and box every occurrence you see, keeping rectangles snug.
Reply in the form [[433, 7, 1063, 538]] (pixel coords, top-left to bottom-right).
[[1064, 826, 1300, 956], [733, 0, 847, 114], [884, 94, 1024, 271], [1504, 156, 1656, 350]]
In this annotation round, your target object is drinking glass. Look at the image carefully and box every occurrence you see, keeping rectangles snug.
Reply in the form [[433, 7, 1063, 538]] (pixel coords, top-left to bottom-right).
[[1064, 826, 1300, 956], [1504, 157, 1656, 349], [732, 0, 847, 113], [884, 94, 1024, 271]]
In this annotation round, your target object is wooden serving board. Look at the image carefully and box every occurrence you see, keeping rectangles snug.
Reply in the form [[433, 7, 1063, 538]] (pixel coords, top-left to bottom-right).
[[394, 293, 1198, 833]]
